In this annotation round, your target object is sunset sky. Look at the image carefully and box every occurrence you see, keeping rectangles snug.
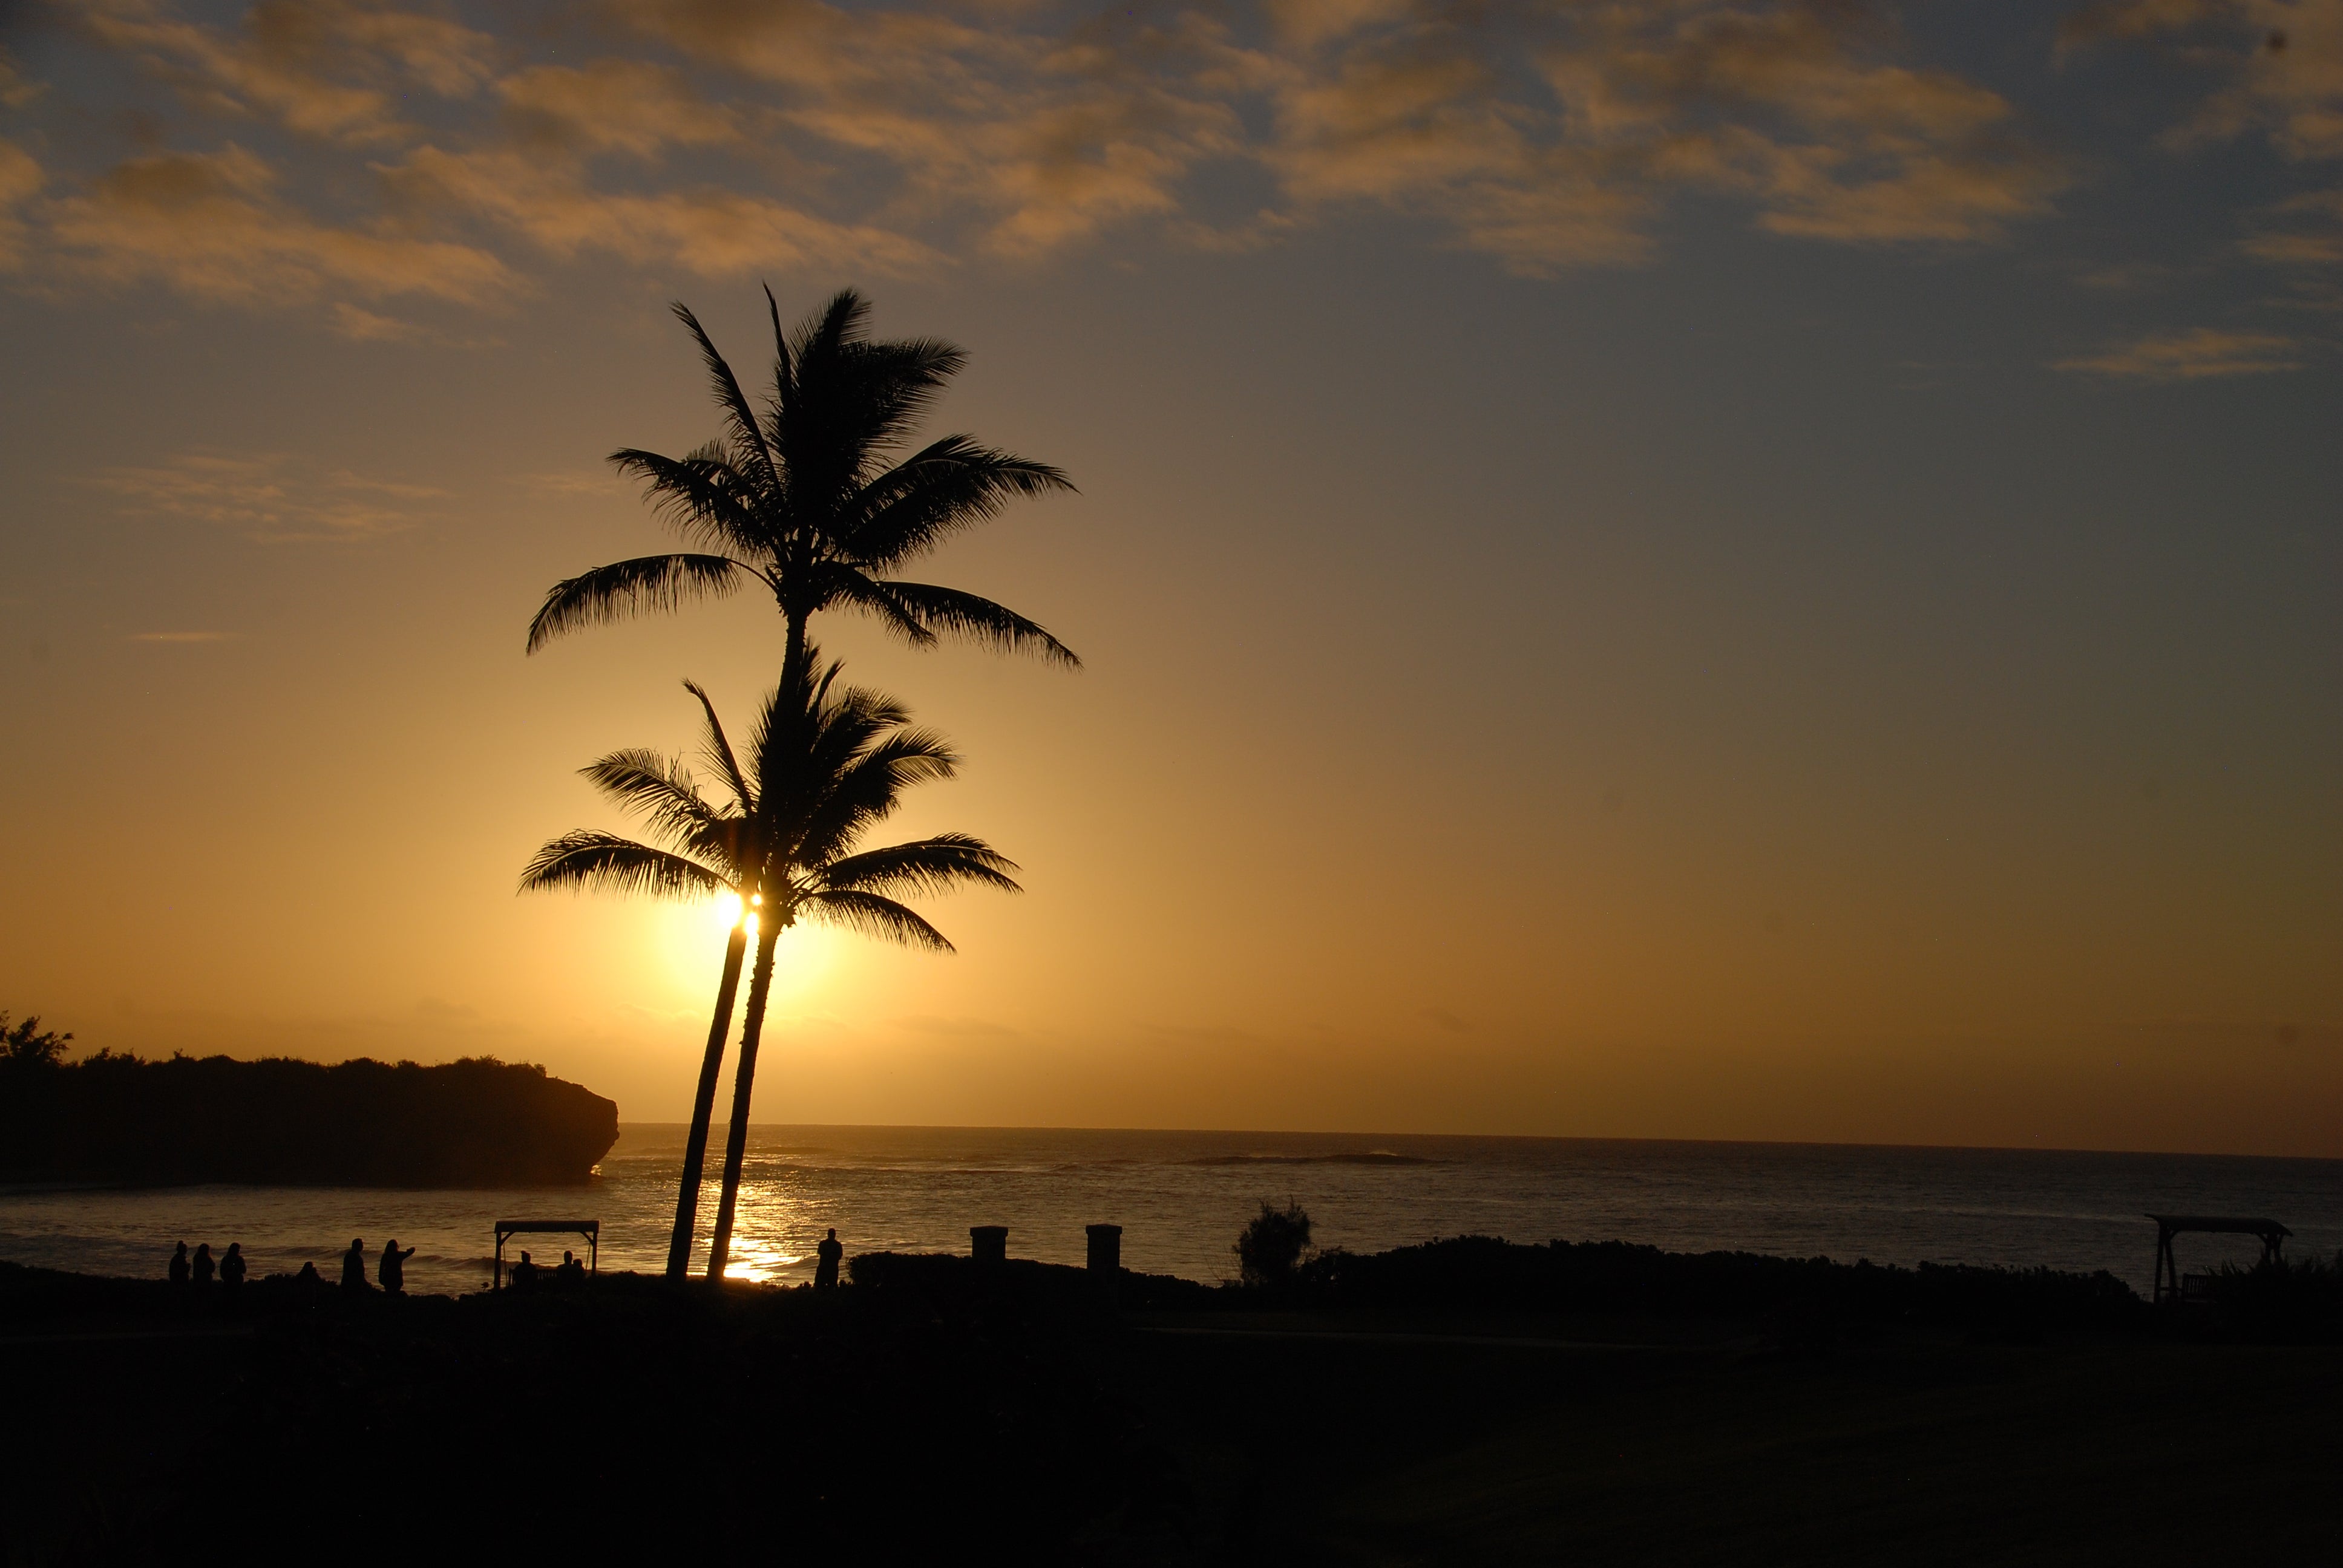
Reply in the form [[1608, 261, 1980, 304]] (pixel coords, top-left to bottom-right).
[[1, 0, 2336, 1154]]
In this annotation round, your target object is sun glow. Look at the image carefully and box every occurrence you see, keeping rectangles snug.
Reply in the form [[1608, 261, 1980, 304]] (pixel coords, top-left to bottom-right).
[[653, 893, 852, 1012], [707, 890, 745, 935]]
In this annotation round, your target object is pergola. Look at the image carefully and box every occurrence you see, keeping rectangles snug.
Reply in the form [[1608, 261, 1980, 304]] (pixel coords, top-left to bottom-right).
[[494, 1218, 599, 1290], [2146, 1214, 2289, 1306]]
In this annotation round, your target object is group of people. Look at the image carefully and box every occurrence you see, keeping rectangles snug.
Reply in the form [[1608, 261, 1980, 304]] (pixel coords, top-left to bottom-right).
[[165, 1236, 419, 1295], [504, 1248, 589, 1291], [342, 1237, 416, 1294], [166, 1240, 247, 1290], [162, 1226, 851, 1293]]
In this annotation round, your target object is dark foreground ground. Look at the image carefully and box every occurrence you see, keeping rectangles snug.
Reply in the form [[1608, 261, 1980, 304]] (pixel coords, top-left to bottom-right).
[[3, 1253, 2338, 1566]]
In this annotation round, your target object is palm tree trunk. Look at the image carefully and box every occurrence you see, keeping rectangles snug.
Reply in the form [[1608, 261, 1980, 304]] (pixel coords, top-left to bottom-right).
[[706, 920, 782, 1279], [779, 612, 807, 701], [664, 918, 747, 1279]]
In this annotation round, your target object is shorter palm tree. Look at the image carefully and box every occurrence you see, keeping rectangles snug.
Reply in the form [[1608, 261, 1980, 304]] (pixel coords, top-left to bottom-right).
[[519, 682, 764, 1280], [522, 651, 1020, 1279]]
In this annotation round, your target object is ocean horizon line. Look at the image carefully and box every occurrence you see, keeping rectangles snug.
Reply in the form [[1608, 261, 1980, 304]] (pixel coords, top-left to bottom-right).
[[612, 1122, 2343, 1165]]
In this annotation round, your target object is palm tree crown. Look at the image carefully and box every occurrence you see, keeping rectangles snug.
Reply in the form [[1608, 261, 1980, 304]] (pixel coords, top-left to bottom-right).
[[526, 288, 1079, 678]]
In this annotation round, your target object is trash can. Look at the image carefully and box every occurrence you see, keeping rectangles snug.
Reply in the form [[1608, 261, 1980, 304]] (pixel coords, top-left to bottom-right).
[[970, 1225, 1008, 1264], [1086, 1224, 1122, 1273]]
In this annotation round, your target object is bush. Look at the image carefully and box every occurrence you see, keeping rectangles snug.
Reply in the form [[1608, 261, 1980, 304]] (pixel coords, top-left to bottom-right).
[[1234, 1201, 1313, 1288]]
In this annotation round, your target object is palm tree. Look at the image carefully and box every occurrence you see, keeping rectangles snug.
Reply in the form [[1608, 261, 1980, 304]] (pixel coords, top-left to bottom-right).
[[517, 682, 768, 1279], [522, 652, 1020, 1280], [525, 287, 1081, 696], [525, 290, 1069, 1281]]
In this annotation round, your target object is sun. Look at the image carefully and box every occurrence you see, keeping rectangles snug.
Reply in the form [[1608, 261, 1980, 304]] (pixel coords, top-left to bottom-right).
[[654, 890, 848, 1012]]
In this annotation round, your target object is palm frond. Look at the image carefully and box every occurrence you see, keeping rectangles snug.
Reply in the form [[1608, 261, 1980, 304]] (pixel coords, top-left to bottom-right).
[[843, 338, 969, 458], [672, 301, 779, 493], [840, 437, 1075, 567], [525, 555, 750, 653], [608, 447, 773, 557], [800, 889, 955, 952], [792, 727, 961, 867], [863, 578, 1081, 667], [682, 680, 755, 814], [518, 832, 731, 898], [579, 748, 722, 848], [819, 834, 1023, 898]]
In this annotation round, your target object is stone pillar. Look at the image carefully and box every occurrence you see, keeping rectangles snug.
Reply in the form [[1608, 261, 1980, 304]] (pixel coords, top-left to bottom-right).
[[970, 1225, 1008, 1264]]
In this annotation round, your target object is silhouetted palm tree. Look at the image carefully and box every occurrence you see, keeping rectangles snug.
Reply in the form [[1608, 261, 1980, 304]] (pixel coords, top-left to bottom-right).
[[517, 682, 767, 1279], [523, 652, 1020, 1280], [523, 287, 1059, 1283], [525, 287, 1080, 693]]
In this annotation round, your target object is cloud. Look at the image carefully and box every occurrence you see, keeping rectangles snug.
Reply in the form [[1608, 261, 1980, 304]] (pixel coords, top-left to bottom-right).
[[381, 146, 943, 276], [1261, 1, 2063, 273], [97, 450, 449, 541], [25, 0, 2069, 307], [2052, 326, 2307, 377], [76, 0, 496, 145], [496, 61, 739, 158], [0, 140, 39, 268], [45, 144, 513, 304], [0, 47, 45, 109], [615, 0, 1256, 257], [128, 630, 238, 643]]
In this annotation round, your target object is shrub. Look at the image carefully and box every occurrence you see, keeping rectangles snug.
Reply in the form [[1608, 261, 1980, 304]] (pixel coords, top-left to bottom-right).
[[1235, 1201, 1313, 1288]]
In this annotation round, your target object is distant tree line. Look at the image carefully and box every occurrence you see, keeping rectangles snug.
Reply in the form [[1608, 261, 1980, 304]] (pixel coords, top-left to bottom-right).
[[0, 1019, 616, 1186]]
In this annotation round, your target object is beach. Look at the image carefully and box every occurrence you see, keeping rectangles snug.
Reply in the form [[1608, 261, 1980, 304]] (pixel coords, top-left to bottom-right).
[[6, 1125, 2341, 1296]]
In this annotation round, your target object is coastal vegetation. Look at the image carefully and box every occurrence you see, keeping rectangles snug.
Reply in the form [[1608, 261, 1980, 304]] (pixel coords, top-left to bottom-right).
[[526, 288, 1072, 1279], [521, 653, 1019, 1276], [1234, 1199, 1316, 1288], [0, 1048, 615, 1186]]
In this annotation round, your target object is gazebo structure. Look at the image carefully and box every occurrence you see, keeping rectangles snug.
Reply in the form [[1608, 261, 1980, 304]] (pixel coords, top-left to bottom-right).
[[493, 1218, 599, 1290], [2146, 1214, 2289, 1306]]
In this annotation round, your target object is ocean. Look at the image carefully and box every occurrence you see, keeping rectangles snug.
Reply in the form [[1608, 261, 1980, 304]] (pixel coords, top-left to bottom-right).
[[5, 1125, 2340, 1298]]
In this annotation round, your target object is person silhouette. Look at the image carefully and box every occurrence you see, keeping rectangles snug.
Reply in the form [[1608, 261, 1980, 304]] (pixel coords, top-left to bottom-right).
[[296, 1260, 322, 1290], [378, 1238, 415, 1295], [341, 1238, 370, 1293], [510, 1250, 537, 1292], [556, 1250, 585, 1287], [219, 1243, 247, 1291], [191, 1243, 215, 1286], [814, 1228, 842, 1289], [168, 1241, 190, 1287]]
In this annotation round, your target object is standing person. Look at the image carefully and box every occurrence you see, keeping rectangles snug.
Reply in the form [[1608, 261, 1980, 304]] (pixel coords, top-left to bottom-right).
[[377, 1238, 415, 1295], [168, 1242, 190, 1287], [191, 1243, 215, 1286], [219, 1243, 247, 1292], [341, 1238, 369, 1293], [814, 1229, 842, 1290]]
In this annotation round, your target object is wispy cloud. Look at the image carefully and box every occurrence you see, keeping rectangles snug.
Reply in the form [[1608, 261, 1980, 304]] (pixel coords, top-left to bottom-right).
[[10, 0, 2078, 313], [97, 450, 448, 541], [74, 0, 495, 145], [2053, 326, 2307, 378], [0, 140, 35, 269], [2064, 1, 2343, 283], [44, 145, 513, 305], [379, 146, 944, 278]]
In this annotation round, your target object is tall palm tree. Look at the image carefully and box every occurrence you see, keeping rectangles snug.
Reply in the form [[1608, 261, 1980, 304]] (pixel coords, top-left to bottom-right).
[[526, 289, 1070, 1281], [517, 682, 768, 1279], [525, 287, 1081, 696], [522, 652, 1020, 1280]]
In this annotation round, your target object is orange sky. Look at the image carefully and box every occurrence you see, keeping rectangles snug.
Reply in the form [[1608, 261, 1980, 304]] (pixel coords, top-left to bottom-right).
[[1, 1, 2338, 1153]]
